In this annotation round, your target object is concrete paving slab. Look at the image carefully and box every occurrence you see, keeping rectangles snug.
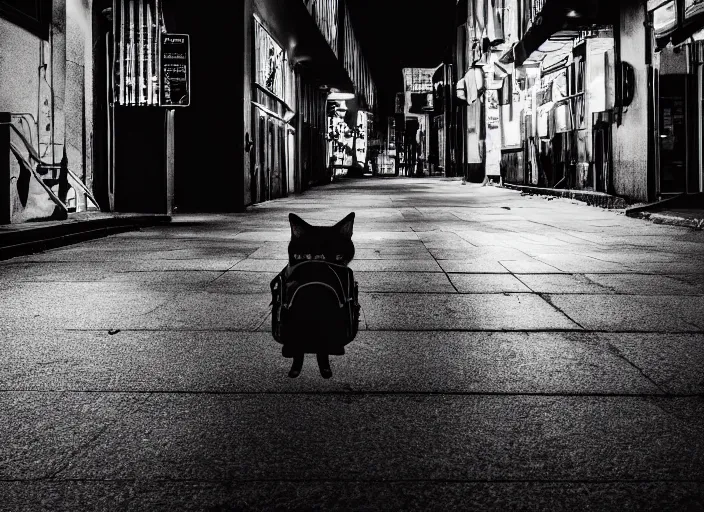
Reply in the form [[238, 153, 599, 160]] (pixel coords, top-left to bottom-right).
[[622, 261, 704, 274], [0, 261, 115, 282], [205, 271, 278, 294], [635, 296, 704, 330], [428, 246, 534, 260], [584, 273, 704, 295], [449, 274, 532, 293], [545, 294, 702, 332], [0, 282, 173, 330], [20, 247, 252, 263], [354, 271, 456, 293], [534, 255, 632, 273], [349, 260, 442, 272], [51, 395, 704, 481], [231, 259, 288, 272], [3, 481, 704, 512], [516, 273, 613, 294], [353, 231, 420, 241], [437, 260, 510, 273], [0, 392, 149, 479], [499, 260, 565, 273], [0, 330, 659, 394], [0, 282, 271, 330], [578, 251, 679, 264], [353, 248, 435, 260], [100, 270, 223, 288], [232, 231, 290, 242], [596, 333, 704, 394], [360, 292, 580, 331], [129, 291, 272, 330]]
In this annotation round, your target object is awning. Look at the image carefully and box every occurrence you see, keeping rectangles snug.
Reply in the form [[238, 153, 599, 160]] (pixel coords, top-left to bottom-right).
[[253, 0, 353, 92], [499, 0, 616, 67]]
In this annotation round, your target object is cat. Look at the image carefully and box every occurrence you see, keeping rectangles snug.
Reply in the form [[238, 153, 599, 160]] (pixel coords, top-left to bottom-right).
[[285, 212, 355, 379]]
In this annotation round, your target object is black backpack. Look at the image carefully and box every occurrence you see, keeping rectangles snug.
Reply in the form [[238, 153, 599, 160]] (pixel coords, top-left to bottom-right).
[[270, 260, 360, 356]]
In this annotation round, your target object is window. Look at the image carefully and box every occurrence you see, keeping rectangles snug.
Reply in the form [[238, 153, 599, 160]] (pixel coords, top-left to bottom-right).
[[0, 0, 51, 39], [653, 1, 678, 37]]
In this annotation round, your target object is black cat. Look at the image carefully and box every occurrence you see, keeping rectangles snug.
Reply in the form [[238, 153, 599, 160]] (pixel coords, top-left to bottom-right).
[[285, 212, 355, 379]]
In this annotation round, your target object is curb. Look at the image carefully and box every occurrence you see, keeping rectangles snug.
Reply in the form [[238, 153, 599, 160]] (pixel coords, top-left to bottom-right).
[[0, 214, 172, 261], [631, 211, 704, 230], [503, 183, 629, 209]]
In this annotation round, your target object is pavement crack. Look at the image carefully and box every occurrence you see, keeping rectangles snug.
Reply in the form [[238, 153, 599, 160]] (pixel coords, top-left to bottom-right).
[[536, 293, 585, 330], [135, 297, 173, 317], [602, 342, 668, 394], [43, 424, 110, 481]]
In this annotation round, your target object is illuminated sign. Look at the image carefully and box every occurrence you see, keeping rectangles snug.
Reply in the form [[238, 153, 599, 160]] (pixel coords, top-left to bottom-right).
[[160, 33, 190, 107]]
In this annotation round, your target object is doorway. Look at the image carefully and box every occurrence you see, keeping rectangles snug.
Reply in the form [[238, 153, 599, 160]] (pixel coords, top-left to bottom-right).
[[658, 75, 687, 194]]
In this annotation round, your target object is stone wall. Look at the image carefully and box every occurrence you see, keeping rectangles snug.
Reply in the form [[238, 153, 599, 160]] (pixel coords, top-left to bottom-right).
[[0, 0, 94, 222], [613, 1, 650, 203]]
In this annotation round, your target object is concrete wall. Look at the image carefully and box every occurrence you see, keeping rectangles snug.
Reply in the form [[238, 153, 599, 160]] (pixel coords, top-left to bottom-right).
[[65, 0, 94, 206], [0, 13, 59, 222], [1, 0, 95, 222], [613, 1, 650, 202]]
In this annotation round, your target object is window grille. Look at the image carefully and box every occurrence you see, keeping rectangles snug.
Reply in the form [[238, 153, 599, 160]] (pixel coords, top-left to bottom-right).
[[112, 0, 162, 106]]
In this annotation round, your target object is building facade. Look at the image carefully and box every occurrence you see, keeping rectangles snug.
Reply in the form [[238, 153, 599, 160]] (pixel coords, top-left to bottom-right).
[[448, 0, 704, 202], [1, 0, 378, 224]]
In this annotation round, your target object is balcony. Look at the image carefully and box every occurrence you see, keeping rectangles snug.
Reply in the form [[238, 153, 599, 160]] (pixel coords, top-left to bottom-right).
[[502, 0, 616, 66]]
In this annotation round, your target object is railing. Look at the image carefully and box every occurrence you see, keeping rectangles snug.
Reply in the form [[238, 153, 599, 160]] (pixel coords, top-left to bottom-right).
[[2, 121, 99, 215]]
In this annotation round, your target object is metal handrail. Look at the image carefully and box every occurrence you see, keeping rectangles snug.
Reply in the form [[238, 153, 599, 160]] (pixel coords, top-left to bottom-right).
[[8, 142, 68, 215], [1, 121, 100, 210]]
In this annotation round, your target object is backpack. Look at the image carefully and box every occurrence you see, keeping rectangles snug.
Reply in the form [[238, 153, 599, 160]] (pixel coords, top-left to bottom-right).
[[270, 260, 360, 356]]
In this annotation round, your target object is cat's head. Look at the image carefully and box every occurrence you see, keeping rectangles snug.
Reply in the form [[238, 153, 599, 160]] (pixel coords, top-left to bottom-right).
[[288, 212, 355, 265]]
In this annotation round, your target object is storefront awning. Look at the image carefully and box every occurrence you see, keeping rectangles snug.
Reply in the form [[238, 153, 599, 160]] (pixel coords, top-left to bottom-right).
[[254, 0, 354, 92], [499, 0, 616, 67]]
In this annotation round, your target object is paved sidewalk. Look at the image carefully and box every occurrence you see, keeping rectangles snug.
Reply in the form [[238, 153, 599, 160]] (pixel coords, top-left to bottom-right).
[[0, 212, 171, 260], [1, 177, 703, 510]]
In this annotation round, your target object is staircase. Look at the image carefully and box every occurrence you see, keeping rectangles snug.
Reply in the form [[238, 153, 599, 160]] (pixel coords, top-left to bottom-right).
[[2, 117, 100, 221]]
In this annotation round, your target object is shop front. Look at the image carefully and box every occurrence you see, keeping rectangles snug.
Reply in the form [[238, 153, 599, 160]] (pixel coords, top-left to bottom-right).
[[649, 0, 704, 196], [251, 17, 296, 203]]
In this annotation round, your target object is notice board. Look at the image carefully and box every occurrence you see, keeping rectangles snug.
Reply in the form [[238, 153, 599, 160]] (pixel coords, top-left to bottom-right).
[[160, 33, 190, 107]]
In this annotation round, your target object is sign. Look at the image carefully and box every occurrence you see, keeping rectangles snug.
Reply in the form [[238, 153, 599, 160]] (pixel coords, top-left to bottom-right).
[[685, 0, 704, 19], [395, 93, 404, 114], [160, 33, 190, 107], [652, 1, 677, 36]]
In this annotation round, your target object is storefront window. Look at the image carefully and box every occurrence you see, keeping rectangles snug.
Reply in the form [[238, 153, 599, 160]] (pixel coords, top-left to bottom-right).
[[254, 19, 286, 101]]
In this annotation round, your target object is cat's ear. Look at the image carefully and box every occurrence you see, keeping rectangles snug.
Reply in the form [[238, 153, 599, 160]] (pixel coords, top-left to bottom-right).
[[289, 213, 309, 239], [335, 212, 355, 238]]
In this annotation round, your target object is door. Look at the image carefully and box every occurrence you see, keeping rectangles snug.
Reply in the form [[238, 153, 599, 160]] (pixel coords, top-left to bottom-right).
[[287, 127, 296, 194], [659, 75, 687, 194]]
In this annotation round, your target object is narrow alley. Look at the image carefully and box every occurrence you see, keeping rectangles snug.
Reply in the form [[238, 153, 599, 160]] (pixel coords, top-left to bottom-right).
[[1, 177, 703, 510]]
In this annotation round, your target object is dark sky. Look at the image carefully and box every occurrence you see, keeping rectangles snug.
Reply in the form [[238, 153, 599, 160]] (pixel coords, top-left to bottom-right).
[[346, 0, 457, 115]]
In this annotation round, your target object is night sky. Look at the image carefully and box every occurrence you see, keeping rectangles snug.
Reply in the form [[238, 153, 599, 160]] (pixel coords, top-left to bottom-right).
[[346, 0, 457, 115]]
